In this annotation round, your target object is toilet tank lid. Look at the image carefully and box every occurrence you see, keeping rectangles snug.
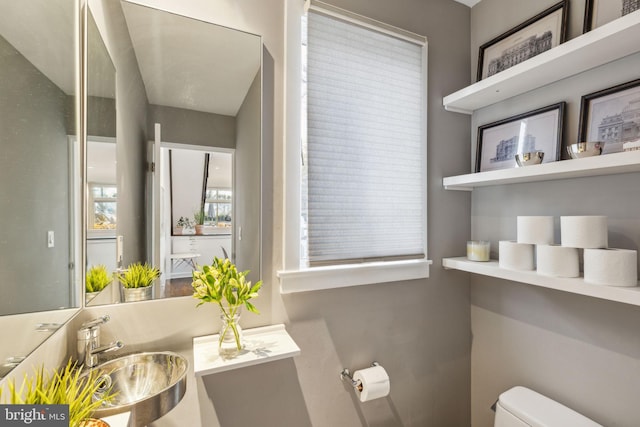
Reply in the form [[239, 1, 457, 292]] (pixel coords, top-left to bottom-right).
[[498, 387, 602, 427]]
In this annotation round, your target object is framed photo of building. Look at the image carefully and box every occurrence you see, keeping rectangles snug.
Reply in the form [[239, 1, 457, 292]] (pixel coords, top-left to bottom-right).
[[476, 102, 565, 173], [578, 78, 640, 154], [477, 0, 568, 81], [584, 0, 640, 32]]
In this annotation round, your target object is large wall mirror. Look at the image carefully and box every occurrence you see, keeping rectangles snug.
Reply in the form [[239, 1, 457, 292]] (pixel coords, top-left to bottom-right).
[[86, 0, 262, 306], [0, 0, 81, 378]]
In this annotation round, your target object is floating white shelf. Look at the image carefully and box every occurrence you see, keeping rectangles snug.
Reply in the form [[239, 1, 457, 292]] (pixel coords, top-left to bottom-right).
[[443, 151, 640, 190], [443, 10, 640, 114], [443, 257, 640, 307], [193, 324, 300, 377], [101, 413, 131, 427]]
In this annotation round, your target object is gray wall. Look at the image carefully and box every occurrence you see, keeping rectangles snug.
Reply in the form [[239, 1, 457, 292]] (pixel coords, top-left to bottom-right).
[[2, 2, 473, 426], [90, 1, 473, 425], [0, 35, 72, 314], [470, 1, 640, 426], [92, 0, 150, 265], [87, 96, 116, 138], [271, 0, 472, 425], [147, 104, 236, 149], [470, 0, 587, 84], [234, 71, 261, 283]]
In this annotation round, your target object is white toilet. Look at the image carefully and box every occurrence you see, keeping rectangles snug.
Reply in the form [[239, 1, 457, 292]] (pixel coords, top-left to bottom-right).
[[494, 386, 602, 427]]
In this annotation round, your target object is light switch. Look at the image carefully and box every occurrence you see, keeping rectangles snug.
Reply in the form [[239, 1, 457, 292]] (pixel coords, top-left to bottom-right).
[[47, 231, 54, 248]]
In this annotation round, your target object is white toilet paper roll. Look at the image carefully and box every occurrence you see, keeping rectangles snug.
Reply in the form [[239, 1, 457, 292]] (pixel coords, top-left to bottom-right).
[[584, 248, 638, 287], [353, 365, 390, 402], [517, 216, 554, 245], [560, 216, 608, 249], [536, 245, 579, 278], [499, 241, 535, 271]]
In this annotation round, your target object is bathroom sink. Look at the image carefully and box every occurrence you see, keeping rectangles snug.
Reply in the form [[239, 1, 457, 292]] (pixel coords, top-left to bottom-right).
[[84, 351, 188, 426]]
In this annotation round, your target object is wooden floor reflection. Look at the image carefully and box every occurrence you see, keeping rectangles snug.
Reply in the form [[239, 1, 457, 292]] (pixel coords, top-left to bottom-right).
[[159, 277, 193, 298]]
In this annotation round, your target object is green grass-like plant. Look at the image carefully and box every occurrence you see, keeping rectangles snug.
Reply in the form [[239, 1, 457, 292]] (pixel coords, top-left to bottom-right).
[[193, 210, 206, 226], [114, 262, 160, 289], [0, 359, 115, 427], [192, 257, 262, 350], [86, 265, 112, 293]]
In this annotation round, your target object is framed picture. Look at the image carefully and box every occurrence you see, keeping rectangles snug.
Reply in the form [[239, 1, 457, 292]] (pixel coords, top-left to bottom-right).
[[578, 78, 640, 154], [476, 102, 565, 173], [477, 0, 568, 81], [584, 0, 640, 32]]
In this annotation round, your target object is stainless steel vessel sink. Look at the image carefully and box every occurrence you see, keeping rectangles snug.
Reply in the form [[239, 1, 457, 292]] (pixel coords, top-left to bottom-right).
[[85, 351, 188, 425]]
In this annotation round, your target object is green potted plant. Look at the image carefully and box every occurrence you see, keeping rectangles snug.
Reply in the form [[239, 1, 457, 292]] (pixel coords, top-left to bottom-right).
[[85, 265, 112, 304], [193, 210, 206, 235], [192, 257, 262, 357], [0, 359, 116, 427], [115, 262, 160, 302]]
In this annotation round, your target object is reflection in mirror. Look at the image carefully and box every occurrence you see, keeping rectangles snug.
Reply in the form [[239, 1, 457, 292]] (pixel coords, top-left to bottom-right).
[[85, 7, 117, 306], [0, 0, 80, 377], [166, 148, 233, 289], [86, 0, 262, 305], [203, 152, 234, 232], [169, 149, 233, 237]]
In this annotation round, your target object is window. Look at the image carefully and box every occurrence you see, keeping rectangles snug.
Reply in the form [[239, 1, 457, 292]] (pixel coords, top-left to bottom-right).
[[89, 183, 117, 230], [279, 1, 431, 292], [204, 188, 232, 227]]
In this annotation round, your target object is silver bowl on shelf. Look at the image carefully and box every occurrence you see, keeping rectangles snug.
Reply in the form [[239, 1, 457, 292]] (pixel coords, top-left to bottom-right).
[[567, 142, 603, 159], [515, 151, 544, 167]]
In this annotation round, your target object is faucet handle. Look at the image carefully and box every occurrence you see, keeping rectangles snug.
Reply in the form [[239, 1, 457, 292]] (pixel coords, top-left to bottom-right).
[[80, 315, 110, 330]]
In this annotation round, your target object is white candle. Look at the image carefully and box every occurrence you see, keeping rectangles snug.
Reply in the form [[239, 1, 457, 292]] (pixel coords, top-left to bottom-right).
[[467, 241, 490, 262]]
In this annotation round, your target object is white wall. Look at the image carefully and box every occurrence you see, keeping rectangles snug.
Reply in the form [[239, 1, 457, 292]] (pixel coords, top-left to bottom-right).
[[169, 149, 206, 223], [470, 1, 640, 426]]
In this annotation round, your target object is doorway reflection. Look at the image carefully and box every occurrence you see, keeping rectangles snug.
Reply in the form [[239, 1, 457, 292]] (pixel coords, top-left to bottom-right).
[[161, 146, 233, 299], [86, 138, 117, 274]]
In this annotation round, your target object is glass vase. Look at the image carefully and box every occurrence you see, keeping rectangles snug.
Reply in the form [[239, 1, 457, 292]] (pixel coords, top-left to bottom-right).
[[219, 306, 244, 358]]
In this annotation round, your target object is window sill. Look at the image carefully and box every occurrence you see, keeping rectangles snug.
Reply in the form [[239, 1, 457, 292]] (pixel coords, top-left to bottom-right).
[[277, 258, 432, 294]]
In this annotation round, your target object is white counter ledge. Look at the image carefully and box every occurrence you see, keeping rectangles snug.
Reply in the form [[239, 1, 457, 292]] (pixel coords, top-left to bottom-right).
[[100, 412, 130, 427], [193, 324, 300, 377]]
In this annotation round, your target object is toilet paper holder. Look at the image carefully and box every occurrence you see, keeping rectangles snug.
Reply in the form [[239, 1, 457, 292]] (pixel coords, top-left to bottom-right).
[[340, 361, 380, 391]]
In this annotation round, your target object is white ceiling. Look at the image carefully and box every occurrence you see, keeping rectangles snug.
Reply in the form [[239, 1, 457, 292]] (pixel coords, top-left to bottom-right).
[[453, 0, 482, 7], [0, 0, 76, 95], [121, 1, 261, 116]]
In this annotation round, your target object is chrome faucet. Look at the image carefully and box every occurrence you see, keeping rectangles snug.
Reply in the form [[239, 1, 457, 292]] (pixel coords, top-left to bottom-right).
[[77, 315, 124, 368]]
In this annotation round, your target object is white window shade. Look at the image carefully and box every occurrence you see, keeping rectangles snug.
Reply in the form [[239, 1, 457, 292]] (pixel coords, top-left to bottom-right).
[[303, 9, 426, 265]]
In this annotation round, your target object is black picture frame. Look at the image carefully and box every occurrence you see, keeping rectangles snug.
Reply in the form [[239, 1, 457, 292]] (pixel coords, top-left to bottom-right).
[[577, 78, 640, 154], [476, 0, 568, 81], [476, 102, 565, 173], [583, 0, 640, 33]]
